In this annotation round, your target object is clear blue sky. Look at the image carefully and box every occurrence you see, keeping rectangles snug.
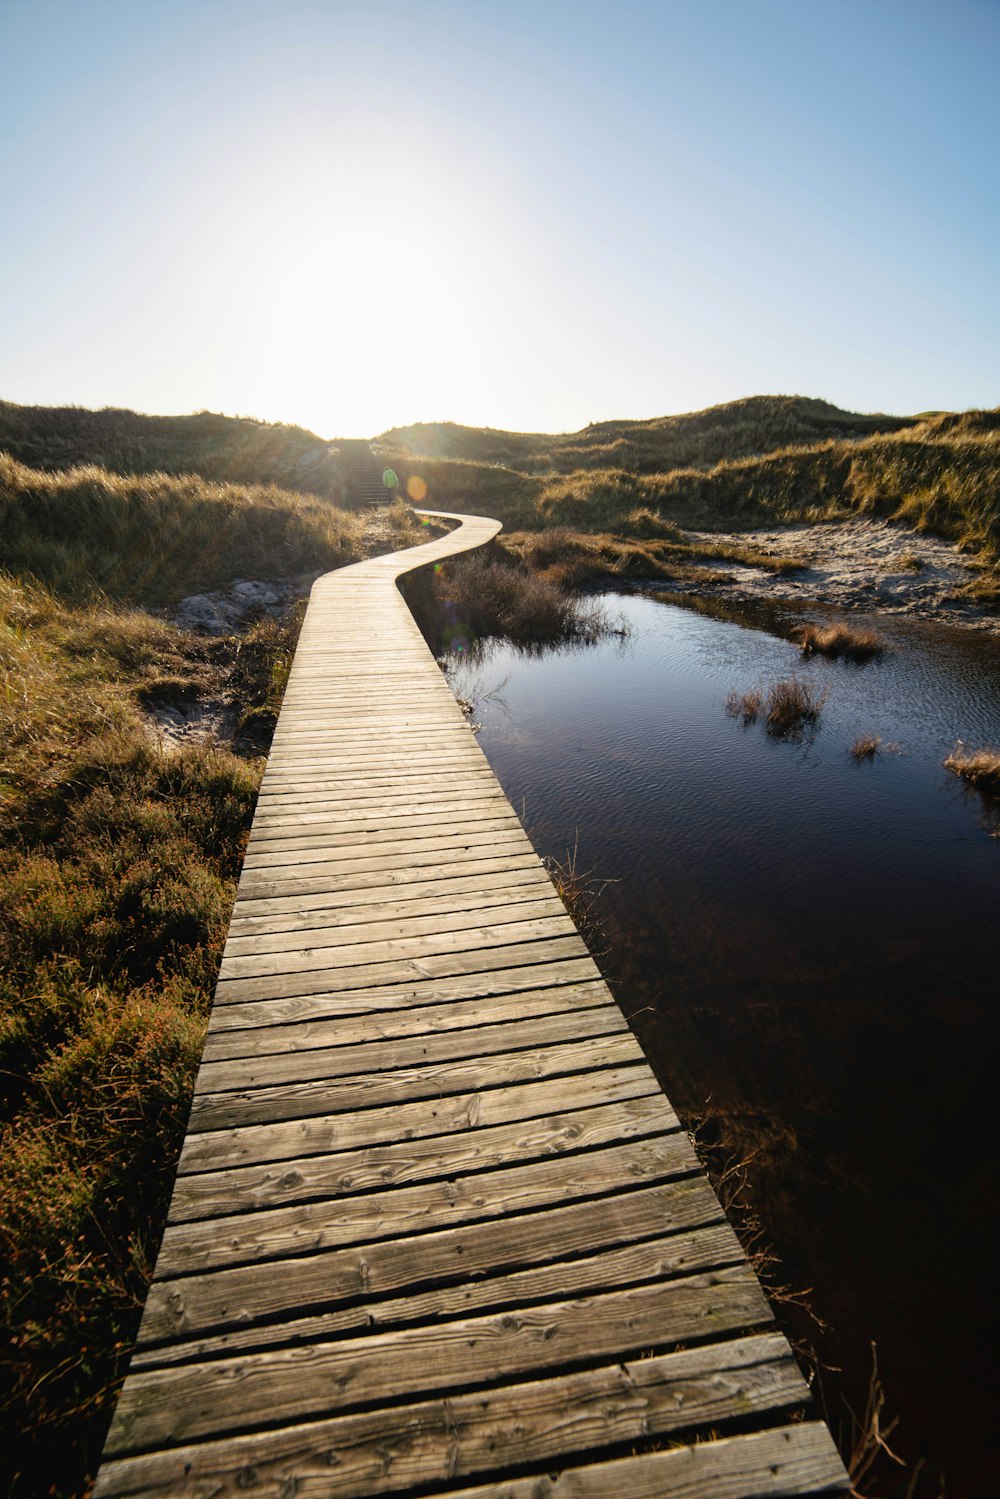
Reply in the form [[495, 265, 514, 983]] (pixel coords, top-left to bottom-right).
[[1, 0, 997, 437]]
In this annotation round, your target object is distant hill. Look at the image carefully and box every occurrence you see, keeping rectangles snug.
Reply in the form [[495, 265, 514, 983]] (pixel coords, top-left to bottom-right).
[[0, 401, 351, 500], [379, 396, 917, 476], [2, 396, 995, 590]]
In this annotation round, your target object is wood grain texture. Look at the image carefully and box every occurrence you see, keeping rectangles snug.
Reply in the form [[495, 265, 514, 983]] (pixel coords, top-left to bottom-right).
[[94, 1336, 810, 1497], [94, 509, 848, 1498]]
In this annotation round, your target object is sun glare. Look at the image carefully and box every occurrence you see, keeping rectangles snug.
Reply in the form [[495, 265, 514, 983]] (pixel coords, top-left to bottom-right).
[[230, 195, 484, 438]]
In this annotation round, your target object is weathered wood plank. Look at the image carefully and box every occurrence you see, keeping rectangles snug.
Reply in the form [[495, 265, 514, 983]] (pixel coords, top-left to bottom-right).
[[205, 959, 603, 1032], [200, 979, 611, 1058], [140, 1177, 724, 1346], [169, 1094, 676, 1222], [186, 1032, 646, 1131], [219, 894, 568, 959], [106, 1270, 773, 1455], [95, 1336, 807, 1497], [194, 1005, 628, 1095], [179, 1063, 662, 1175], [443, 1424, 847, 1499], [211, 935, 592, 1005], [223, 871, 556, 937], [137, 1218, 745, 1364], [229, 852, 546, 908], [157, 1133, 701, 1276]]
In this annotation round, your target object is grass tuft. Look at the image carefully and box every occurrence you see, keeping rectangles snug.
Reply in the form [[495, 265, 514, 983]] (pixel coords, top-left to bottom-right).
[[850, 735, 882, 761], [944, 745, 1000, 797], [796, 623, 884, 662], [725, 686, 764, 725], [764, 677, 828, 737]]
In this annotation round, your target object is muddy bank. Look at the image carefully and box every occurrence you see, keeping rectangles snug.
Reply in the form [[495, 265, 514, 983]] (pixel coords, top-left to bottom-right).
[[658, 519, 998, 632]]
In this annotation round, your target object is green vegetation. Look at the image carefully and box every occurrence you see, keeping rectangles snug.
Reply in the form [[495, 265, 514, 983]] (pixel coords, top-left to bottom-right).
[[0, 436, 425, 1496]]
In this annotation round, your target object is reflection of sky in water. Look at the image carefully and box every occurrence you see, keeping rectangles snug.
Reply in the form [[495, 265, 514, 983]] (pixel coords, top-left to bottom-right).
[[445, 591, 1000, 1485], [448, 594, 1000, 914]]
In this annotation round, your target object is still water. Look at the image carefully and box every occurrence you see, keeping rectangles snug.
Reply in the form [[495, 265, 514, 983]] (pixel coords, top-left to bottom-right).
[[445, 591, 1000, 1497]]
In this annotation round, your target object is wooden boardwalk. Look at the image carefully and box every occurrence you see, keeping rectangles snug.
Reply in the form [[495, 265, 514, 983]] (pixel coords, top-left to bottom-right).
[[95, 512, 849, 1498]]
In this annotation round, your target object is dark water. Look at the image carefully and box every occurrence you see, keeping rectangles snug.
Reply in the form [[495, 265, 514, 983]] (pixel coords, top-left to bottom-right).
[[446, 593, 1000, 1498]]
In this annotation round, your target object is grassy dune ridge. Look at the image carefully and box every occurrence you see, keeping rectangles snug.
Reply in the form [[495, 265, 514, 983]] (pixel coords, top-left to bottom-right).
[[381, 403, 1000, 591], [0, 400, 352, 500]]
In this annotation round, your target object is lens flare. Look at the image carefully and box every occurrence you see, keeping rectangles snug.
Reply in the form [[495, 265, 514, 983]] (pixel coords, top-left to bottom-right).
[[407, 475, 428, 502]]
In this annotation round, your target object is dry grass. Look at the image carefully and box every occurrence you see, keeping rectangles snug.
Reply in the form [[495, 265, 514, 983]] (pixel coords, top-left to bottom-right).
[[725, 686, 764, 726], [944, 745, 1000, 796], [379, 402, 1000, 597], [0, 453, 371, 607], [765, 678, 828, 737], [726, 678, 826, 737], [850, 736, 882, 762], [427, 548, 620, 651], [796, 623, 884, 662], [0, 469, 422, 1496]]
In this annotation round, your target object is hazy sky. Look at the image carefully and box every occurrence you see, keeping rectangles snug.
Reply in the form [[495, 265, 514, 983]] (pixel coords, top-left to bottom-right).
[[1, 0, 997, 437]]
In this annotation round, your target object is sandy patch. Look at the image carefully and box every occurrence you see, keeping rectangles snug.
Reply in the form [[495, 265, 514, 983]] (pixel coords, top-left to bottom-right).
[[674, 520, 997, 631]]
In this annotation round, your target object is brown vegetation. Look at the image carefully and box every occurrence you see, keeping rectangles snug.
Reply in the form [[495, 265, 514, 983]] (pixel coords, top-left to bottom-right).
[[944, 745, 1000, 797], [728, 677, 828, 738], [426, 547, 620, 651], [850, 736, 882, 761], [0, 462, 422, 1497], [796, 622, 884, 662], [378, 401, 1000, 600]]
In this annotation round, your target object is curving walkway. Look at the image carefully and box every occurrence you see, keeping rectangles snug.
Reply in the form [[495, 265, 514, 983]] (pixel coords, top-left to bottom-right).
[[94, 511, 847, 1497]]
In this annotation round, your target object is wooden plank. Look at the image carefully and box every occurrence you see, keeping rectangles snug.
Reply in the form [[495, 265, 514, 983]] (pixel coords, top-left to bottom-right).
[[211, 935, 592, 1005], [94, 1336, 810, 1497], [155, 1133, 700, 1277], [137, 1218, 746, 1364], [179, 1063, 663, 1175], [223, 870, 556, 936], [193, 1006, 628, 1095], [219, 894, 568, 959], [140, 1177, 724, 1346], [444, 1424, 847, 1499], [105, 1270, 773, 1455], [204, 959, 603, 1032], [186, 1033, 646, 1131], [169, 1094, 676, 1222], [200, 980, 612, 1058], [229, 853, 546, 908]]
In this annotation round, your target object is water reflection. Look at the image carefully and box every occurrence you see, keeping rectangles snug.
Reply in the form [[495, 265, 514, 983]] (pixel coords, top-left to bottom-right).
[[446, 591, 1000, 1497]]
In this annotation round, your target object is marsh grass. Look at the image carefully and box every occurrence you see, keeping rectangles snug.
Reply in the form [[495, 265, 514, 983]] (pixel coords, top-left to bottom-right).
[[429, 548, 620, 650], [380, 402, 1000, 597], [725, 686, 764, 726], [728, 677, 828, 739], [796, 623, 884, 662], [944, 745, 1000, 797], [850, 736, 882, 762]]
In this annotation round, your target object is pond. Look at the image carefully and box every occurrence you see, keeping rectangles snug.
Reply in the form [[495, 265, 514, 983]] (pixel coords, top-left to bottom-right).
[[443, 590, 1000, 1498]]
